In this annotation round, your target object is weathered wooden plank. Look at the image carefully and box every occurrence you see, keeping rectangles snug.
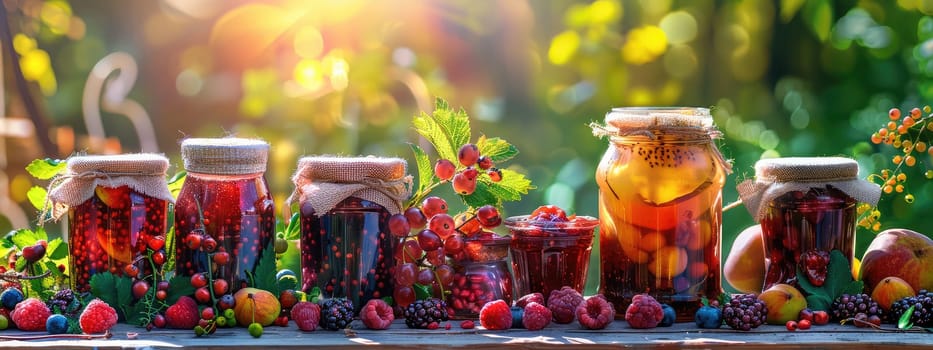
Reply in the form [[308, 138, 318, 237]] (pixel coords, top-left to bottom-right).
[[0, 321, 928, 349]]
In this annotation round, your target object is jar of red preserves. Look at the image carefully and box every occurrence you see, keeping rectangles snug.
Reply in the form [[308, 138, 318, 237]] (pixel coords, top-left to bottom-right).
[[174, 138, 275, 293], [47, 154, 173, 293], [448, 233, 513, 318], [737, 157, 881, 291], [289, 156, 410, 313]]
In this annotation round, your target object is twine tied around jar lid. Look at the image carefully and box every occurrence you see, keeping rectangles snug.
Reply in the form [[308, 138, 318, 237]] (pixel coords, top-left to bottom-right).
[[181, 138, 269, 175], [286, 156, 412, 217], [590, 107, 733, 173], [45, 153, 173, 222], [736, 157, 882, 221]]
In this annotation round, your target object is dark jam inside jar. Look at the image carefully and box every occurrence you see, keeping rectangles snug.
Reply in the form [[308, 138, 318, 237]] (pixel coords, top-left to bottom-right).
[[69, 186, 167, 293], [449, 234, 513, 318], [506, 214, 597, 298], [760, 186, 856, 290], [300, 197, 394, 313], [174, 173, 275, 292]]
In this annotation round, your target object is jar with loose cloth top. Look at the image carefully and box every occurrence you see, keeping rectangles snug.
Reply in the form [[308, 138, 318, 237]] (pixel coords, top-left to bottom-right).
[[289, 156, 410, 313], [737, 157, 881, 291], [47, 154, 172, 293], [592, 107, 731, 321], [174, 138, 276, 293]]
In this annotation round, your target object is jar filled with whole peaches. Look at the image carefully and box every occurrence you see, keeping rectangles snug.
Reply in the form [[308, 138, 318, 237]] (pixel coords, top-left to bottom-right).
[[737, 157, 880, 291], [593, 107, 731, 321], [47, 154, 173, 293], [174, 138, 275, 293], [289, 156, 410, 314]]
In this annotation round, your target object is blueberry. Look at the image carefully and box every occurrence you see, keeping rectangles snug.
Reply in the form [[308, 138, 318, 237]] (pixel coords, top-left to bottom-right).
[[695, 305, 722, 329], [659, 304, 676, 327], [0, 288, 24, 309], [510, 306, 524, 329], [46, 314, 69, 334]]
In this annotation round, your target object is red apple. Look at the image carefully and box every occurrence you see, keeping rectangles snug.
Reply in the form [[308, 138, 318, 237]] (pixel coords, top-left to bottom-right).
[[860, 229, 933, 294]]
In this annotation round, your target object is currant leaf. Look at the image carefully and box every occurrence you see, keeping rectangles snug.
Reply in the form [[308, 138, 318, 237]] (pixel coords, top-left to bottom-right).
[[47, 238, 68, 260], [167, 275, 195, 305], [251, 239, 279, 295], [409, 143, 434, 195], [461, 181, 500, 209], [9, 227, 46, 249], [476, 135, 519, 163], [25, 158, 66, 180], [432, 99, 471, 153], [413, 112, 457, 162], [26, 186, 47, 211], [481, 169, 534, 201]]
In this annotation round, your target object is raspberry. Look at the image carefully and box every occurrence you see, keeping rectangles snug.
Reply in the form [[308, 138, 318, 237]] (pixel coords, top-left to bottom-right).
[[360, 299, 394, 330], [165, 296, 199, 329], [479, 299, 512, 330], [79, 299, 118, 334], [547, 286, 583, 324], [291, 301, 321, 331], [577, 295, 615, 330], [522, 302, 551, 331], [624, 294, 664, 329], [515, 293, 545, 308], [11, 297, 51, 331], [460, 320, 475, 329]]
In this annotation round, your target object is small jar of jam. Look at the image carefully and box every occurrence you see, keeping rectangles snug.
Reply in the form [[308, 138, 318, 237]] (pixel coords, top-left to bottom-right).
[[290, 156, 410, 313], [174, 138, 275, 293], [449, 233, 513, 318], [505, 205, 598, 298], [737, 157, 881, 291], [47, 154, 173, 293], [592, 107, 731, 320]]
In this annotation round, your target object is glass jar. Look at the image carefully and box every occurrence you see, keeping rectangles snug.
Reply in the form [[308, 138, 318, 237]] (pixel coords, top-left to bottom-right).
[[47, 154, 172, 293], [449, 234, 513, 318], [291, 156, 409, 313], [174, 138, 275, 293], [737, 157, 880, 291], [506, 214, 598, 297], [593, 107, 730, 320]]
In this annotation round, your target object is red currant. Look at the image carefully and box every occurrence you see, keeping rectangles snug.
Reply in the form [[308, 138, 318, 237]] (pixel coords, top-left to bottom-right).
[[213, 252, 230, 266], [393, 285, 416, 307], [797, 319, 811, 330], [452, 172, 476, 195], [416, 268, 434, 285], [213, 279, 229, 295], [396, 239, 424, 263], [798, 308, 814, 322], [475, 205, 501, 228], [201, 307, 215, 320], [388, 214, 411, 238], [395, 263, 418, 287], [458, 143, 479, 167], [191, 273, 208, 289], [132, 280, 150, 299], [421, 196, 448, 218], [152, 250, 166, 266], [404, 207, 427, 229], [461, 166, 479, 180], [157, 281, 170, 291], [156, 290, 167, 301], [435, 264, 455, 288], [434, 159, 456, 181], [813, 311, 829, 325], [477, 156, 493, 170], [195, 287, 212, 304], [217, 294, 236, 310], [185, 233, 202, 250], [124, 264, 140, 277], [202, 237, 218, 252], [889, 108, 901, 120], [428, 213, 456, 239], [416, 229, 442, 251], [152, 314, 166, 328], [443, 233, 464, 254], [785, 320, 797, 331], [425, 248, 445, 266], [147, 236, 165, 251], [487, 168, 502, 182]]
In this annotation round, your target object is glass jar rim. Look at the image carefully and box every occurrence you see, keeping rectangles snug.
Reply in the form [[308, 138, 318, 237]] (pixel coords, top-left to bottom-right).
[[504, 215, 598, 237]]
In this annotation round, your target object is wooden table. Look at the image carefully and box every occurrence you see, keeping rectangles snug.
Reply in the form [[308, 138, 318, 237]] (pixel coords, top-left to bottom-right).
[[0, 321, 929, 349]]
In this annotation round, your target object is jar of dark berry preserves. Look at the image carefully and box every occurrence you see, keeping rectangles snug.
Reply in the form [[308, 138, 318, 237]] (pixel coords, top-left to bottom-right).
[[738, 157, 880, 291], [174, 138, 275, 293], [449, 233, 513, 318], [506, 205, 598, 298], [47, 154, 173, 293], [592, 107, 731, 320], [289, 156, 410, 313]]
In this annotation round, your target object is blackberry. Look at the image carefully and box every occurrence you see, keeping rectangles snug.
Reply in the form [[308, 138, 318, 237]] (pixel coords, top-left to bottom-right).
[[404, 298, 449, 329], [890, 289, 933, 327], [47, 289, 81, 317], [722, 294, 767, 331], [831, 293, 883, 322], [319, 298, 354, 330]]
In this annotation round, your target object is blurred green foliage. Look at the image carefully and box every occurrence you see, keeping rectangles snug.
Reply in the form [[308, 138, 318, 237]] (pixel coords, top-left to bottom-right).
[[4, 0, 933, 294]]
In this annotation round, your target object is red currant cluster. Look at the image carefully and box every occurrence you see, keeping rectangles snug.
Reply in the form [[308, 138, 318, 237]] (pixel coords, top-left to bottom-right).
[[387, 196, 502, 308], [434, 143, 503, 195], [864, 106, 933, 230]]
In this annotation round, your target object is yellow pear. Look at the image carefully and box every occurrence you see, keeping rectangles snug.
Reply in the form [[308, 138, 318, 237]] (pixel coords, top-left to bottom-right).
[[871, 276, 916, 312], [758, 283, 807, 325], [724, 225, 766, 294]]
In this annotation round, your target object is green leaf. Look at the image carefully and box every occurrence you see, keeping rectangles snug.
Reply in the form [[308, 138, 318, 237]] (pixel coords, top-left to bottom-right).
[[26, 186, 47, 211], [840, 280, 865, 296], [899, 305, 916, 329], [167, 171, 186, 199], [277, 274, 298, 291], [481, 169, 534, 202], [90, 272, 119, 310], [432, 100, 471, 153], [14, 256, 25, 272], [461, 181, 500, 209], [283, 213, 301, 241], [47, 238, 68, 260], [413, 112, 457, 162], [10, 228, 45, 249], [476, 135, 519, 163], [251, 239, 279, 295], [824, 250, 859, 298], [25, 158, 66, 180], [309, 287, 322, 303], [409, 143, 434, 195], [412, 283, 432, 300], [115, 274, 134, 315], [802, 0, 833, 42], [167, 275, 195, 305], [44, 260, 62, 278], [806, 294, 832, 311]]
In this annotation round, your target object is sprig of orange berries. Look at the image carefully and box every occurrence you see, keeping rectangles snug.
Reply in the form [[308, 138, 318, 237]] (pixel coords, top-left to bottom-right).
[[864, 106, 933, 230]]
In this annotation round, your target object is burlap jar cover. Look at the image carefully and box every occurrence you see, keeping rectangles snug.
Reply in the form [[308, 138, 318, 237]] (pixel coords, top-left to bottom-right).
[[181, 138, 269, 175], [46, 154, 173, 221], [737, 157, 881, 221], [287, 156, 411, 216]]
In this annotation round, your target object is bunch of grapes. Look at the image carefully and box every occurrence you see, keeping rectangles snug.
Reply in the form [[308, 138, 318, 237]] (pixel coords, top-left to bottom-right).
[[388, 196, 503, 308], [434, 143, 503, 196], [864, 106, 933, 230]]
